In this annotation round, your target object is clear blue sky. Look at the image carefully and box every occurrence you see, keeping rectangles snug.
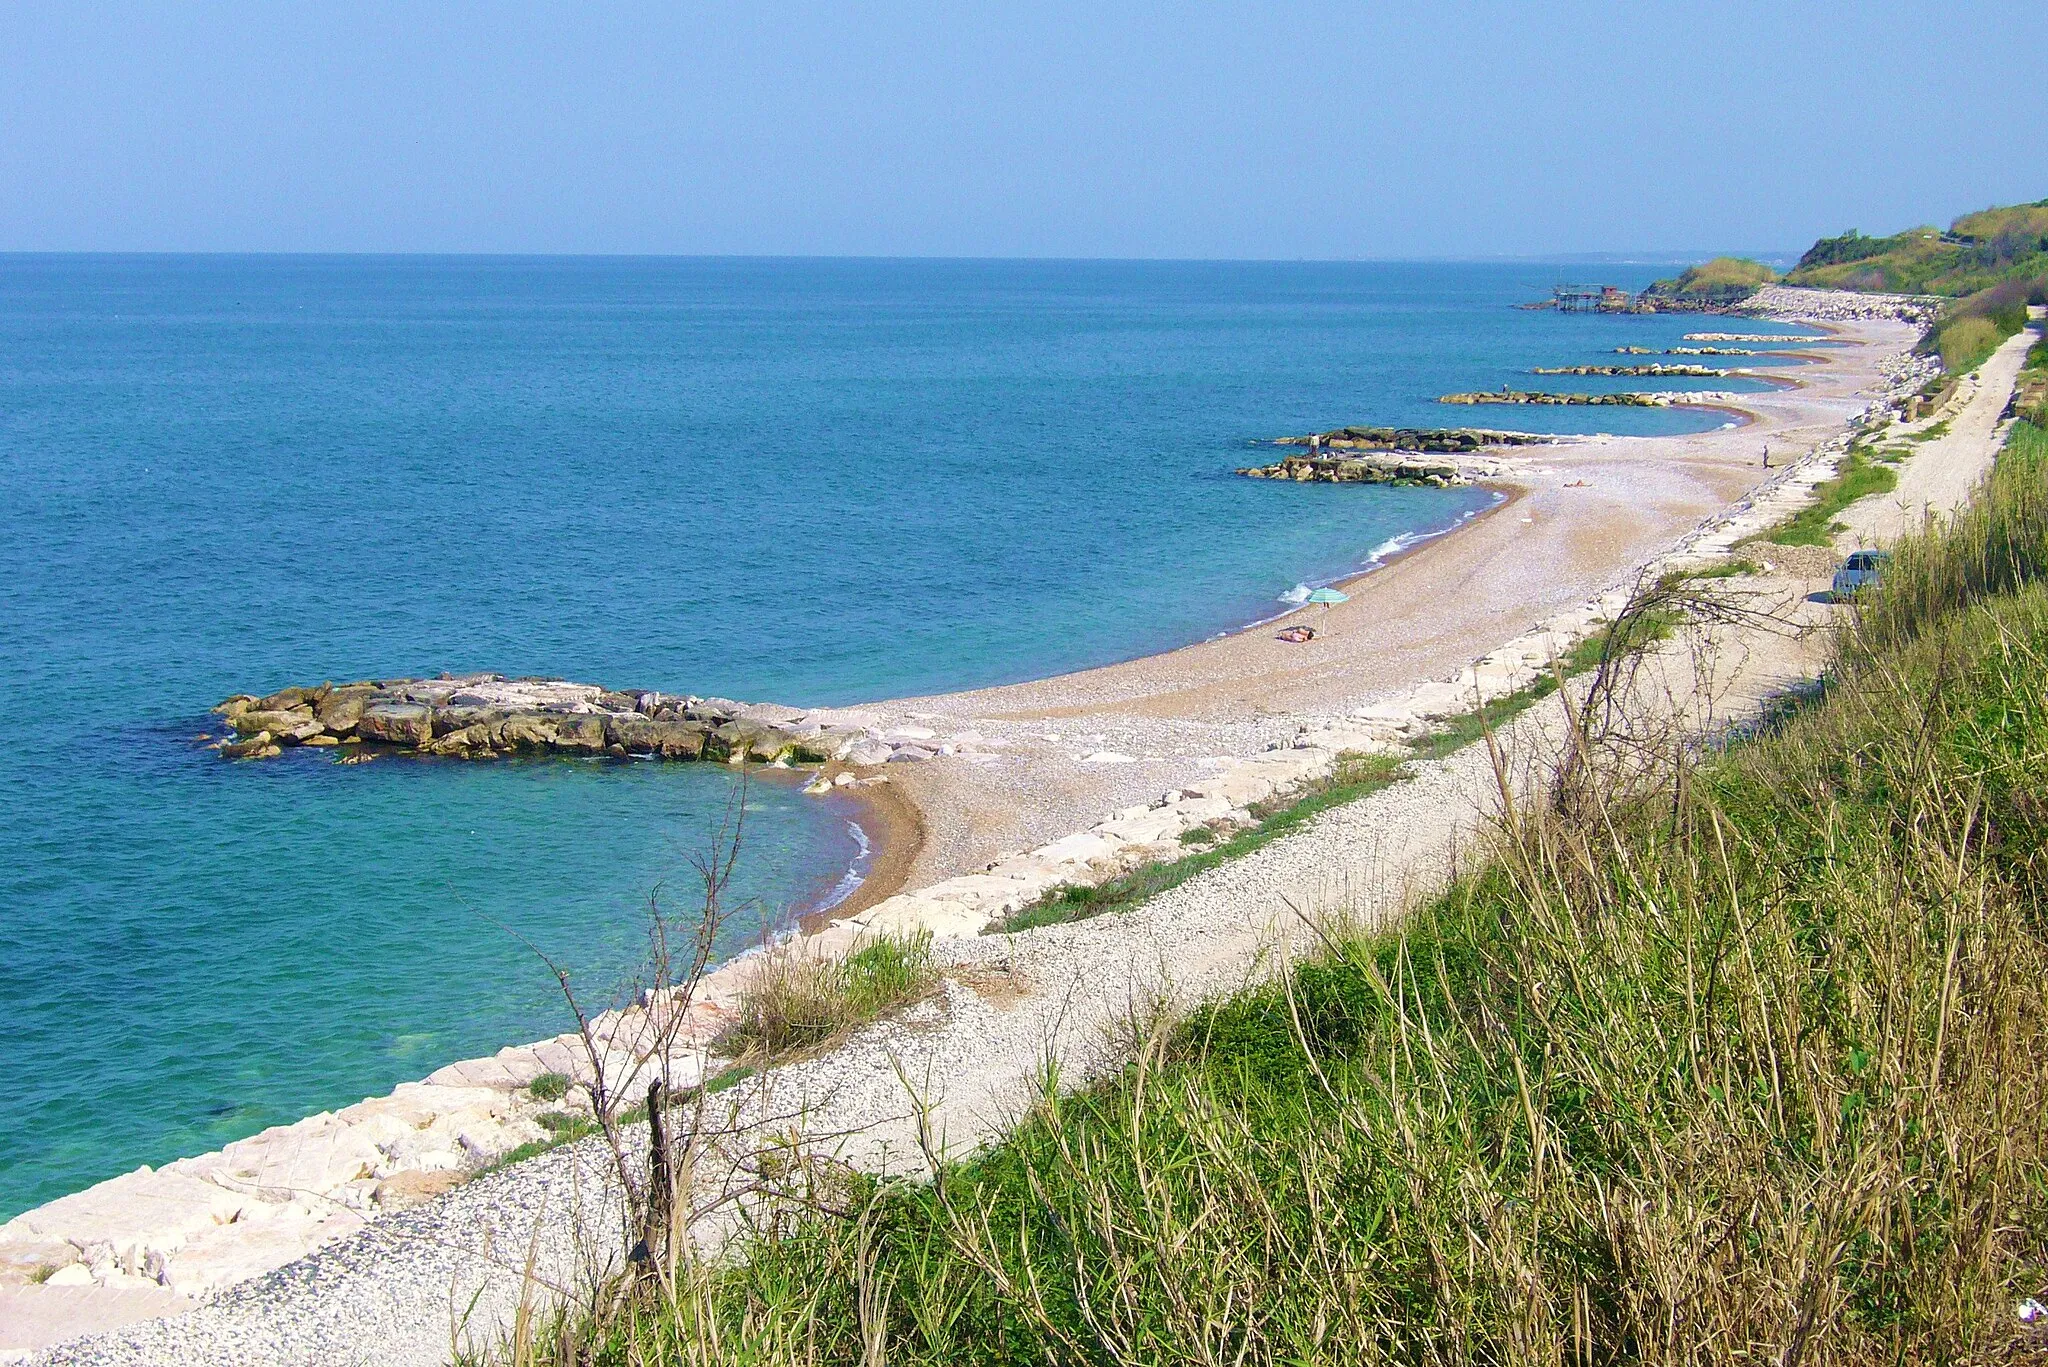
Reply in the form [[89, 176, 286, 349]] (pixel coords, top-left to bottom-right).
[[3, 1, 2042, 258]]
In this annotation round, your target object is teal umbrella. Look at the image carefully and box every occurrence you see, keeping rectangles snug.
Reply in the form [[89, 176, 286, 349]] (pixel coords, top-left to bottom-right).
[[1304, 586, 1349, 634]]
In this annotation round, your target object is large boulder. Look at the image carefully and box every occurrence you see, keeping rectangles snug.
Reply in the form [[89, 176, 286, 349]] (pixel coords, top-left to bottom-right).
[[604, 717, 708, 759], [314, 685, 379, 736], [219, 730, 281, 759], [551, 714, 607, 752], [713, 720, 792, 763], [496, 713, 560, 751], [686, 698, 743, 724], [422, 725, 496, 758], [435, 706, 509, 733], [228, 707, 323, 742], [354, 702, 435, 747], [255, 685, 322, 713]]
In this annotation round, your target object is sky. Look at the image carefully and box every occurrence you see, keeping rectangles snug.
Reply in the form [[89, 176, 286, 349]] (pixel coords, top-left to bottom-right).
[[2, 1, 2043, 259]]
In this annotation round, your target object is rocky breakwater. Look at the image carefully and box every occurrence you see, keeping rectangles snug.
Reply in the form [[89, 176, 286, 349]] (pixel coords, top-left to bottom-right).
[[1681, 331, 1831, 344], [1238, 452, 1472, 486], [1617, 346, 1772, 356], [213, 676, 867, 767], [1270, 425, 1552, 454], [1530, 363, 1729, 377], [1237, 425, 1551, 486], [1439, 388, 1750, 408], [1736, 285, 1942, 325]]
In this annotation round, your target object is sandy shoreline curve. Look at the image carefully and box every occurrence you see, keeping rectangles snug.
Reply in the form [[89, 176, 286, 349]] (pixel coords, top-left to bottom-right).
[[0, 287, 1952, 1333]]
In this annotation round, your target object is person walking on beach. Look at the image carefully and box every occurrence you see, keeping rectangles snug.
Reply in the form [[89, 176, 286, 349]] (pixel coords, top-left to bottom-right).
[[1762, 444, 1770, 469]]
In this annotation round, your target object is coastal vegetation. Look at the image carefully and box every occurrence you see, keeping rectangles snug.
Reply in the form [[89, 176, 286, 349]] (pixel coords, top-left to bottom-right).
[[1924, 275, 2039, 372], [1783, 196, 2047, 375], [491, 418, 2048, 1363], [713, 931, 937, 1063], [991, 752, 1410, 934], [1786, 200, 2048, 297], [1743, 442, 1897, 548], [1640, 255, 1777, 306]]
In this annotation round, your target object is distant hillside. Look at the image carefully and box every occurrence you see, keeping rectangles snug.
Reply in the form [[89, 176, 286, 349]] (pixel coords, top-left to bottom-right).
[[1786, 198, 2048, 296], [1641, 256, 1776, 307]]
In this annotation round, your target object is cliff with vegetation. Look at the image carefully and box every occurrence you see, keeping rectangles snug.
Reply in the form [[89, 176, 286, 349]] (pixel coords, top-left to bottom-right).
[[1786, 196, 2048, 373], [1787, 200, 2048, 297]]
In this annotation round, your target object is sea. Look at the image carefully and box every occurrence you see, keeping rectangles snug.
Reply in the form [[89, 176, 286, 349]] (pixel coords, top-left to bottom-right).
[[0, 256, 1820, 1217]]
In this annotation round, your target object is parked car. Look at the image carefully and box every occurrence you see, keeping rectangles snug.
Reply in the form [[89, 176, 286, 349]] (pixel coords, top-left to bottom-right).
[[1831, 549, 1891, 599]]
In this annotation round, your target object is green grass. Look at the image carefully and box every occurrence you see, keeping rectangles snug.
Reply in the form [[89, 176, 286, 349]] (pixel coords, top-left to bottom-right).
[[991, 752, 1411, 934], [527, 1071, 570, 1102], [1747, 442, 1898, 547], [713, 931, 938, 1062], [480, 1112, 601, 1174], [1925, 277, 2037, 372], [495, 423, 2048, 1367], [1644, 255, 1775, 304], [1665, 557, 1762, 580], [1908, 418, 1952, 442], [1787, 198, 2048, 297]]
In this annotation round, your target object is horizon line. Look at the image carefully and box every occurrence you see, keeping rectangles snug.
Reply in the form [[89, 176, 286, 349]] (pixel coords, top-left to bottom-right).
[[0, 247, 1802, 266]]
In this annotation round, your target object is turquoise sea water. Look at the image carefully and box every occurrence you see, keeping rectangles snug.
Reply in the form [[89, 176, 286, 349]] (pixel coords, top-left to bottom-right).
[[0, 257, 1818, 1216]]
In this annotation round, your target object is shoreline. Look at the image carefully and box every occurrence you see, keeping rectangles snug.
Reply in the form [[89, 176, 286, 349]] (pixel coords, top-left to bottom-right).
[[0, 287, 1945, 1322], [806, 776, 924, 927]]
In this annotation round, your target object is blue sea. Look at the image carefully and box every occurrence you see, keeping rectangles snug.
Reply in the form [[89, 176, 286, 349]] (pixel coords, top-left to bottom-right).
[[0, 257, 1817, 1216]]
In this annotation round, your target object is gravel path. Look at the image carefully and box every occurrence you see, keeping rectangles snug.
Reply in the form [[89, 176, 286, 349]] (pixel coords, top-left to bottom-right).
[[1837, 315, 2040, 546]]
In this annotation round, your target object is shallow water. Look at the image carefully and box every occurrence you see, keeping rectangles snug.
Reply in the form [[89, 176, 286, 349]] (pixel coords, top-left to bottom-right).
[[0, 256, 1821, 1215]]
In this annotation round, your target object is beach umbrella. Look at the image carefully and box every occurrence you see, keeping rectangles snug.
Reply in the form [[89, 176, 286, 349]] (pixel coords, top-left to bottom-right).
[[1305, 586, 1348, 632]]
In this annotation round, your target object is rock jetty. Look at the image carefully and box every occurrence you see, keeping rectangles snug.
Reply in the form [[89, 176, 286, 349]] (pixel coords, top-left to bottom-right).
[[1440, 389, 1748, 408], [1237, 452, 1470, 485], [1619, 345, 1774, 356], [1681, 331, 1830, 344], [212, 676, 969, 770], [1530, 363, 1727, 377], [1239, 425, 1553, 485], [1270, 425, 1550, 454]]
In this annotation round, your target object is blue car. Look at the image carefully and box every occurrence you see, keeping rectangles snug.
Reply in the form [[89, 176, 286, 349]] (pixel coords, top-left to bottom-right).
[[1831, 549, 1891, 599]]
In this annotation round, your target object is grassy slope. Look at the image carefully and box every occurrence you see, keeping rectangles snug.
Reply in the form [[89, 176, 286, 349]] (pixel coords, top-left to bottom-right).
[[1786, 197, 2047, 373], [511, 427, 2048, 1367], [1786, 199, 2048, 297], [1643, 256, 1777, 305]]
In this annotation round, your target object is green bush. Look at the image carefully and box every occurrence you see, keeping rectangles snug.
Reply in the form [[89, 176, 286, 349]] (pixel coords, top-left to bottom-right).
[[527, 1072, 570, 1102]]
